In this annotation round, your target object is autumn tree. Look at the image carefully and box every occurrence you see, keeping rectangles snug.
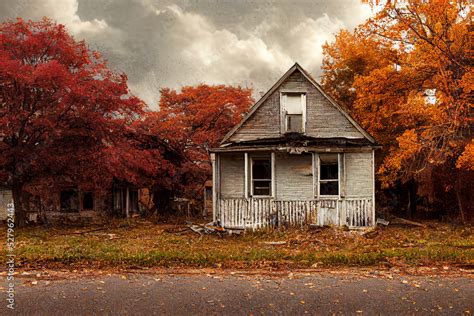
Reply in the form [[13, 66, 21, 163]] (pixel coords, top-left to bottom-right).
[[321, 29, 395, 109], [0, 18, 157, 225], [142, 85, 253, 214], [322, 0, 473, 221]]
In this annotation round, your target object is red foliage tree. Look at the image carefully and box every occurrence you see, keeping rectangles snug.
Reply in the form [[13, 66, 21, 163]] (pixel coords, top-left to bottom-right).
[[0, 18, 155, 225], [141, 84, 253, 213]]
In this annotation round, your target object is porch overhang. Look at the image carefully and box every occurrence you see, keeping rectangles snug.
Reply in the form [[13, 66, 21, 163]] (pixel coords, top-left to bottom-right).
[[211, 136, 382, 153]]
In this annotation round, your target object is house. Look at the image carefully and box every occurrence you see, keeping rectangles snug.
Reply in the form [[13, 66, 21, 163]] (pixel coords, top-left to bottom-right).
[[52, 182, 147, 222], [4, 181, 147, 224], [210, 63, 379, 229]]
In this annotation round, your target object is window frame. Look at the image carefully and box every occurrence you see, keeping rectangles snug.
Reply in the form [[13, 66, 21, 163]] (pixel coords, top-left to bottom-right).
[[281, 92, 306, 134], [250, 155, 273, 197], [317, 154, 340, 198]]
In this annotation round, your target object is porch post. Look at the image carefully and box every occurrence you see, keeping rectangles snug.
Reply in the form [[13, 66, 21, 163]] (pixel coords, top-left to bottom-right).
[[125, 187, 130, 218], [312, 152, 316, 198], [340, 153, 346, 226], [372, 149, 376, 226], [244, 152, 249, 199], [271, 152, 275, 198], [211, 153, 217, 223]]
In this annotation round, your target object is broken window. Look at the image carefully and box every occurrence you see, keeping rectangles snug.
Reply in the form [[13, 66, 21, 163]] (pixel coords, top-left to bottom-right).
[[60, 190, 79, 212], [319, 154, 339, 196], [113, 189, 123, 211], [130, 189, 139, 213], [82, 192, 94, 210], [251, 157, 271, 196], [282, 93, 306, 133]]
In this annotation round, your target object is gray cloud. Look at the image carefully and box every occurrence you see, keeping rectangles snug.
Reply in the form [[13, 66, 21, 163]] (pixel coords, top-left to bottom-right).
[[1, 0, 372, 108]]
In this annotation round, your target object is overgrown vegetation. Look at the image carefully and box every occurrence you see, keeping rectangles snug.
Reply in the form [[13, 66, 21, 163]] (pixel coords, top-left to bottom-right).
[[322, 0, 473, 221], [2, 220, 472, 270]]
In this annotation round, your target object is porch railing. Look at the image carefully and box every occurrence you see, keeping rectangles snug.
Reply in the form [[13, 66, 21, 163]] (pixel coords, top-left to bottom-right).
[[217, 197, 373, 229]]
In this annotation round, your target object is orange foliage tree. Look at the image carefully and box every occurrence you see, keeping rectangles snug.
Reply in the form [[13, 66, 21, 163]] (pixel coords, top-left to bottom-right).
[[322, 0, 473, 221], [140, 85, 253, 213]]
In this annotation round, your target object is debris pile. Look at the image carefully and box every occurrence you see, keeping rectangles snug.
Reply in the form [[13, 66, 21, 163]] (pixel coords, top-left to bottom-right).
[[188, 222, 227, 237]]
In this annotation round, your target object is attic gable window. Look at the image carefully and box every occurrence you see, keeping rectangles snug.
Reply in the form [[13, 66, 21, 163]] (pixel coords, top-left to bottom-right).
[[281, 92, 306, 133]]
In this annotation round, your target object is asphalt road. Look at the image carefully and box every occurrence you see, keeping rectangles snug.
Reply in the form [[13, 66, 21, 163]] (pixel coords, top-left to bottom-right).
[[2, 271, 473, 315]]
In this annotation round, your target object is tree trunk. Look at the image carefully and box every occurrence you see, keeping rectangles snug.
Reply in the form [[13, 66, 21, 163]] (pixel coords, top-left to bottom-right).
[[12, 184, 27, 227], [406, 180, 417, 219], [125, 187, 130, 218], [455, 177, 465, 224]]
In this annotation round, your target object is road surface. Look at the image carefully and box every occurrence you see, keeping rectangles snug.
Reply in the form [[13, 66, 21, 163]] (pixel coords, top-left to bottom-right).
[[2, 271, 473, 315]]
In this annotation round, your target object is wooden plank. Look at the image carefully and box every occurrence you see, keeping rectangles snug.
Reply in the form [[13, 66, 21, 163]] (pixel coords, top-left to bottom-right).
[[372, 150, 376, 226], [232, 199, 236, 227], [212, 153, 216, 223], [212, 146, 378, 153], [244, 153, 249, 199], [271, 152, 276, 198], [257, 199, 261, 228], [239, 199, 243, 227], [302, 93, 307, 133], [312, 153, 316, 198], [221, 199, 225, 227], [125, 187, 130, 218]]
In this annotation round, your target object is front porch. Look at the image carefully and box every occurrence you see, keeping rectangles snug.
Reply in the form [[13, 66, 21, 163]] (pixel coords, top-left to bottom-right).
[[216, 197, 373, 229], [211, 147, 376, 230]]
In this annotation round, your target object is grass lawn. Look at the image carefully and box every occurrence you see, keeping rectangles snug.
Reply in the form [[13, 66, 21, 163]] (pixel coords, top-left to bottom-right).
[[1, 219, 473, 270]]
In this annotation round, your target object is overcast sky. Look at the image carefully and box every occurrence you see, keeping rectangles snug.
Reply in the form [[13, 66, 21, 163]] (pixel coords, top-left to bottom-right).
[[1, 0, 373, 108]]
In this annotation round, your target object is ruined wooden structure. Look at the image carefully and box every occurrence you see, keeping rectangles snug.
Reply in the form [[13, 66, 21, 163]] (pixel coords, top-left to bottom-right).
[[0, 188, 12, 221], [0, 182, 146, 224], [210, 63, 379, 229]]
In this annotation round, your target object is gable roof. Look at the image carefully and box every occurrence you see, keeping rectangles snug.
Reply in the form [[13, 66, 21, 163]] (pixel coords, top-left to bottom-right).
[[221, 62, 376, 145]]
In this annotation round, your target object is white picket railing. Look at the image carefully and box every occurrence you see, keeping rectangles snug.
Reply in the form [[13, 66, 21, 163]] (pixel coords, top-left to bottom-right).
[[217, 197, 373, 229], [345, 198, 373, 227]]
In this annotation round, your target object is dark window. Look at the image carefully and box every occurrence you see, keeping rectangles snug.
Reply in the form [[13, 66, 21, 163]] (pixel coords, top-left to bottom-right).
[[252, 158, 271, 196], [205, 187, 212, 199], [113, 189, 123, 211], [60, 190, 79, 212], [286, 114, 303, 133], [320, 181, 338, 196], [83, 192, 94, 210], [319, 155, 339, 196], [130, 189, 139, 213], [320, 163, 338, 180]]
